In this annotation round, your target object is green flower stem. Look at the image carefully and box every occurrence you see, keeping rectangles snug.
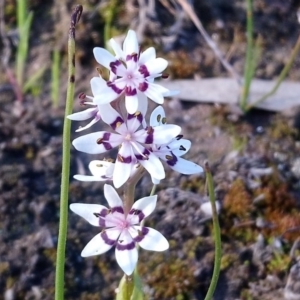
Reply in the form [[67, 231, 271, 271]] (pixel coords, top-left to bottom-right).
[[204, 162, 222, 300], [150, 184, 157, 196], [240, 0, 254, 112], [55, 5, 82, 300], [246, 33, 300, 111]]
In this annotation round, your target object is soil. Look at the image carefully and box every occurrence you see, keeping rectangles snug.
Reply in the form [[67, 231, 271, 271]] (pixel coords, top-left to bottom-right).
[[1, 1, 300, 300]]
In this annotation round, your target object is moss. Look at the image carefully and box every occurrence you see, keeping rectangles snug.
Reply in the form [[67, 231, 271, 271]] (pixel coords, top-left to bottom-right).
[[223, 179, 252, 219], [166, 51, 200, 79], [139, 237, 205, 299], [266, 251, 291, 275], [220, 253, 239, 271]]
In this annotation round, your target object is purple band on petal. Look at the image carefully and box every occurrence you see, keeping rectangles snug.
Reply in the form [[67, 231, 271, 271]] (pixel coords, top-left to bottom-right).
[[138, 65, 150, 78], [133, 227, 149, 243], [135, 148, 150, 161], [126, 53, 138, 63], [111, 206, 124, 214], [97, 208, 110, 226], [103, 132, 113, 150], [166, 152, 178, 167], [138, 82, 148, 92], [127, 111, 143, 124], [107, 81, 123, 94], [117, 154, 132, 164], [144, 126, 154, 144], [116, 240, 135, 251], [125, 86, 137, 96], [110, 116, 124, 130], [109, 60, 121, 74], [129, 208, 145, 222], [101, 231, 117, 246]]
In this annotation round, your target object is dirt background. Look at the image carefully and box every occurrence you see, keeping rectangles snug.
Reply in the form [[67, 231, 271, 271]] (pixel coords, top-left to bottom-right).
[[1, 0, 300, 299]]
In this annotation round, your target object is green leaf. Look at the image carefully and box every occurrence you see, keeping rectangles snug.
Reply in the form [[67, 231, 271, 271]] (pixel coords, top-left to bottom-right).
[[116, 269, 144, 300]]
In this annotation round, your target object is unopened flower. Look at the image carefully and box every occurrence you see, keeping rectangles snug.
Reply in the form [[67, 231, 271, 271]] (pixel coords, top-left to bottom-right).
[[149, 106, 203, 183], [70, 184, 169, 275], [93, 30, 177, 114], [72, 104, 181, 188]]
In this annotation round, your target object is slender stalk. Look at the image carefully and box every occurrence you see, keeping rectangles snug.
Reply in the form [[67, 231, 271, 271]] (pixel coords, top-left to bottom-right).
[[55, 5, 82, 300], [204, 162, 222, 300], [246, 34, 300, 111], [240, 0, 254, 112], [51, 49, 61, 108], [150, 184, 157, 196]]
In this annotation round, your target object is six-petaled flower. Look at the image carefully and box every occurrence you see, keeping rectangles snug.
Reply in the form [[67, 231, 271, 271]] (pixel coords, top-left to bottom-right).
[[70, 184, 169, 275], [72, 103, 181, 188], [93, 30, 177, 114]]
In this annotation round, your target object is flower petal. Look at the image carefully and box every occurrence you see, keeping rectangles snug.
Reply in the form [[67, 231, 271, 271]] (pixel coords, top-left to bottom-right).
[[143, 82, 172, 104], [90, 76, 108, 96], [125, 94, 139, 114], [144, 58, 168, 75], [74, 174, 109, 181], [89, 160, 115, 178], [93, 86, 121, 105], [81, 229, 120, 257], [70, 203, 107, 226], [67, 107, 97, 121], [138, 151, 165, 180], [72, 131, 121, 154], [150, 105, 166, 127], [104, 184, 123, 208], [135, 226, 169, 251], [139, 47, 156, 65], [168, 157, 204, 175], [167, 139, 191, 156], [152, 124, 181, 144], [93, 47, 118, 69], [113, 145, 133, 188], [75, 113, 101, 132], [130, 195, 157, 219], [123, 30, 139, 56], [115, 230, 137, 275], [108, 38, 124, 59]]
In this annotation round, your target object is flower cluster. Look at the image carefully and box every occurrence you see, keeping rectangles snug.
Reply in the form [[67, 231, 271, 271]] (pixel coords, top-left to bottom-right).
[[69, 30, 203, 275]]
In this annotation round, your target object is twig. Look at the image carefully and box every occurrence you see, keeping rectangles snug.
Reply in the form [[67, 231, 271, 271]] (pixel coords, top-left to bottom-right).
[[176, 0, 241, 84]]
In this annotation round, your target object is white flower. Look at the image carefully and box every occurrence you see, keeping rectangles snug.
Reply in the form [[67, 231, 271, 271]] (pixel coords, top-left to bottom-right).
[[149, 106, 203, 183], [70, 184, 169, 276], [74, 160, 114, 182], [72, 104, 181, 188], [93, 30, 177, 114], [67, 77, 114, 132]]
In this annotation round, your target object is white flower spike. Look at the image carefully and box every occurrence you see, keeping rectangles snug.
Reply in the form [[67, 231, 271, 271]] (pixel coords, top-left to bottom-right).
[[93, 30, 178, 114], [70, 184, 169, 275], [72, 104, 181, 188]]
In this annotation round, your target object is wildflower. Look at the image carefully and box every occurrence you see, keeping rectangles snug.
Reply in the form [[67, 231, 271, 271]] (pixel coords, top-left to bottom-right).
[[72, 104, 181, 188], [67, 77, 114, 132], [149, 106, 203, 183], [70, 184, 169, 275], [93, 30, 177, 114], [74, 160, 114, 182]]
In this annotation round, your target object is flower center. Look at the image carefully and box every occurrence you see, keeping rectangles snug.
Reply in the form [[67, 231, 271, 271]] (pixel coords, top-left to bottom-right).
[[125, 133, 132, 141]]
